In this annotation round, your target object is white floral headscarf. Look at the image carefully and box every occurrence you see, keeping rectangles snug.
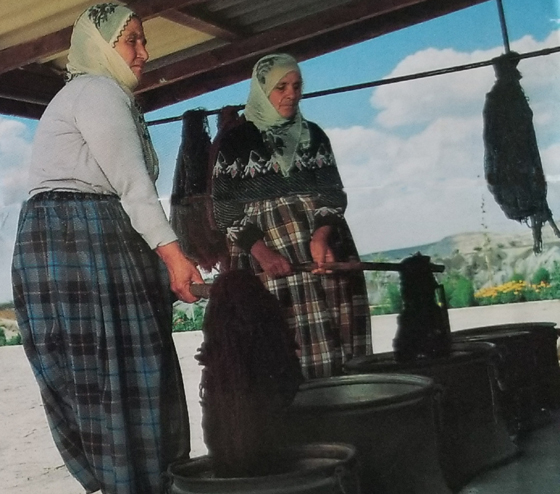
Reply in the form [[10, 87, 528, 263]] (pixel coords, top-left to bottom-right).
[[66, 3, 159, 180], [244, 53, 310, 176], [67, 3, 138, 93]]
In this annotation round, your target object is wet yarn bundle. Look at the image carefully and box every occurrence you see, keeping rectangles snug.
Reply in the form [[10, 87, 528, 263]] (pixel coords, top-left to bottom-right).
[[393, 253, 451, 362], [196, 270, 304, 477]]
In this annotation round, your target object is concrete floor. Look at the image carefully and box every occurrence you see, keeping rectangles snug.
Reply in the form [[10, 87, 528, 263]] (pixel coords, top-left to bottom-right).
[[458, 412, 560, 494]]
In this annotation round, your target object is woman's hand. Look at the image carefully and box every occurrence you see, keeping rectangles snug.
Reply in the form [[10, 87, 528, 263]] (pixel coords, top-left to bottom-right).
[[156, 241, 204, 303], [250, 239, 292, 277], [310, 226, 335, 273]]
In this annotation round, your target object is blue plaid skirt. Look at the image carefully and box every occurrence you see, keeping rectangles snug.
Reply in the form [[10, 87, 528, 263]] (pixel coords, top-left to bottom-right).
[[11, 192, 190, 494]]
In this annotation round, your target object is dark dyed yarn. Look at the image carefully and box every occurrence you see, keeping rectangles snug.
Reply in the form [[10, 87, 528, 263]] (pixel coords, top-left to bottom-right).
[[196, 270, 304, 478], [172, 109, 211, 196], [393, 253, 451, 362], [483, 52, 560, 253], [216, 106, 243, 140], [170, 109, 229, 271]]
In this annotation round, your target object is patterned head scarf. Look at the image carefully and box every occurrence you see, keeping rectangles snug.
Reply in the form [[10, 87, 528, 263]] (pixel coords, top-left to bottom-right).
[[67, 3, 139, 93], [66, 3, 159, 180], [244, 53, 310, 176]]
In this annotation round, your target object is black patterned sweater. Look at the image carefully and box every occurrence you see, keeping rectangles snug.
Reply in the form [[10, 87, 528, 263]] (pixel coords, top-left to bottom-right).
[[212, 119, 348, 252]]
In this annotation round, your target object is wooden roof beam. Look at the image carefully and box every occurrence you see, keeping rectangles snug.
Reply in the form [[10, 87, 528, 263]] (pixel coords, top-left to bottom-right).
[[161, 8, 242, 41], [0, 0, 208, 76], [137, 0, 428, 92], [139, 0, 489, 111]]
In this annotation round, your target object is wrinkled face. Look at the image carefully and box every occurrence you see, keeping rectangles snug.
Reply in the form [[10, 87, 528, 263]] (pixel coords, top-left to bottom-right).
[[268, 70, 302, 119], [114, 17, 148, 79]]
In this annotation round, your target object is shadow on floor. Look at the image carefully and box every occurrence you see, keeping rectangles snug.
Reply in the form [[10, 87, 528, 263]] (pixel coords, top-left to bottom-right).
[[458, 411, 560, 494]]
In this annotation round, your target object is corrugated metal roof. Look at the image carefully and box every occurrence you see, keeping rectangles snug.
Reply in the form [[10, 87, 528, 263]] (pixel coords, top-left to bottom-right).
[[0, 0, 490, 119]]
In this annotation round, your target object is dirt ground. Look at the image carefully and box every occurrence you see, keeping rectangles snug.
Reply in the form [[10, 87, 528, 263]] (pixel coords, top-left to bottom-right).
[[1, 300, 559, 493]]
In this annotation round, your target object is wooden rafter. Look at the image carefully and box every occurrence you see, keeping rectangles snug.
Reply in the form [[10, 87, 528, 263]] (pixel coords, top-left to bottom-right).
[[161, 8, 242, 41], [0, 0, 492, 119], [139, 0, 489, 111], [137, 0, 427, 92], [0, 0, 208, 76]]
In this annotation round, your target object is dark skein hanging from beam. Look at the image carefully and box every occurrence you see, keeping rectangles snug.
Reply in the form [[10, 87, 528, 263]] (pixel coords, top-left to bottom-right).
[[483, 52, 560, 253], [170, 109, 229, 271], [196, 270, 304, 478]]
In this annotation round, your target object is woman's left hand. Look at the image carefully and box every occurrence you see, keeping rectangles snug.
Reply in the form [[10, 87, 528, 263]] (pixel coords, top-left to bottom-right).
[[310, 226, 335, 274]]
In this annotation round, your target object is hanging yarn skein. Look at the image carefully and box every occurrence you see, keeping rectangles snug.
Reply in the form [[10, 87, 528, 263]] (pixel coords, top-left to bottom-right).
[[482, 52, 560, 253], [170, 109, 229, 271]]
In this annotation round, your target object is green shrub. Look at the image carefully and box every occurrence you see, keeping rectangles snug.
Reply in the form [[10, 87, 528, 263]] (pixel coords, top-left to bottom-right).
[[172, 304, 205, 332], [442, 274, 475, 308], [531, 267, 551, 286], [0, 327, 22, 346], [509, 272, 525, 283], [544, 262, 560, 298], [442, 272, 476, 308], [386, 283, 402, 313], [448, 277, 475, 308], [370, 282, 402, 315], [6, 333, 22, 346]]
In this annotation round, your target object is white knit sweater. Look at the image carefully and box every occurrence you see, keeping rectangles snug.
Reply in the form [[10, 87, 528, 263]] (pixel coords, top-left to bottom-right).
[[28, 75, 177, 249]]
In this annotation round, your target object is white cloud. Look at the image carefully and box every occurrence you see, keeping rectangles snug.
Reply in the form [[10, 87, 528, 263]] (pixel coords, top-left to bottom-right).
[[371, 31, 560, 131], [371, 48, 499, 129], [0, 117, 32, 207], [0, 204, 21, 303], [326, 31, 560, 253], [0, 117, 33, 302], [542, 143, 560, 178], [326, 126, 405, 188]]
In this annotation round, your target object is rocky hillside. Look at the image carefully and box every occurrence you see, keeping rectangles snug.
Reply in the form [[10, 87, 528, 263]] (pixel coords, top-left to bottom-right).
[[362, 228, 560, 291]]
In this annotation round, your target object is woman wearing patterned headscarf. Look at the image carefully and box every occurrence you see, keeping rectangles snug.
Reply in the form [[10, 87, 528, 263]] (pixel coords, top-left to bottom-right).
[[212, 53, 372, 379], [11, 4, 203, 492]]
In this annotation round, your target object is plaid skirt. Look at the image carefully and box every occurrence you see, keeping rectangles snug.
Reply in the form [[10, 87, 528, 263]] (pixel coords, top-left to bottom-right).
[[11, 192, 190, 494], [229, 195, 372, 379]]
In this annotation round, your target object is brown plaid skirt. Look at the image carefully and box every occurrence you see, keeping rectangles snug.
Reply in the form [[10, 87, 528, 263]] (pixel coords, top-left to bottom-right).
[[229, 195, 372, 379]]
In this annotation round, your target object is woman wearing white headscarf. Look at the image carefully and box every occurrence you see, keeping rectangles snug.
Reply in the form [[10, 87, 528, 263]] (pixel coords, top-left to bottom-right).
[[213, 53, 372, 379], [11, 4, 202, 492]]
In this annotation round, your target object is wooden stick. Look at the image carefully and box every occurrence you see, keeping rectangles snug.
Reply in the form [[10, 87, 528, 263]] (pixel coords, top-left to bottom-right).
[[292, 261, 445, 273], [189, 261, 445, 299], [190, 283, 212, 299]]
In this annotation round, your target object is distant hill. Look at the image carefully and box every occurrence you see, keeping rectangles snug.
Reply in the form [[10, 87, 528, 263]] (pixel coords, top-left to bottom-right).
[[362, 229, 560, 290]]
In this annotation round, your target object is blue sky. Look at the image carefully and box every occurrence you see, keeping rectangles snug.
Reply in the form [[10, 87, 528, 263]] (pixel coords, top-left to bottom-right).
[[0, 0, 559, 302]]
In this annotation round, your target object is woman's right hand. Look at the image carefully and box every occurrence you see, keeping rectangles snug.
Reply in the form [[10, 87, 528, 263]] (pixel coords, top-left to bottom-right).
[[155, 241, 204, 303], [250, 240, 292, 277]]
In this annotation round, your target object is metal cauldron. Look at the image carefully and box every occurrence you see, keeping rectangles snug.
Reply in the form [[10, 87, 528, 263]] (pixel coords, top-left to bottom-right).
[[278, 373, 450, 494], [164, 443, 360, 494], [453, 321, 560, 432], [344, 342, 518, 490]]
